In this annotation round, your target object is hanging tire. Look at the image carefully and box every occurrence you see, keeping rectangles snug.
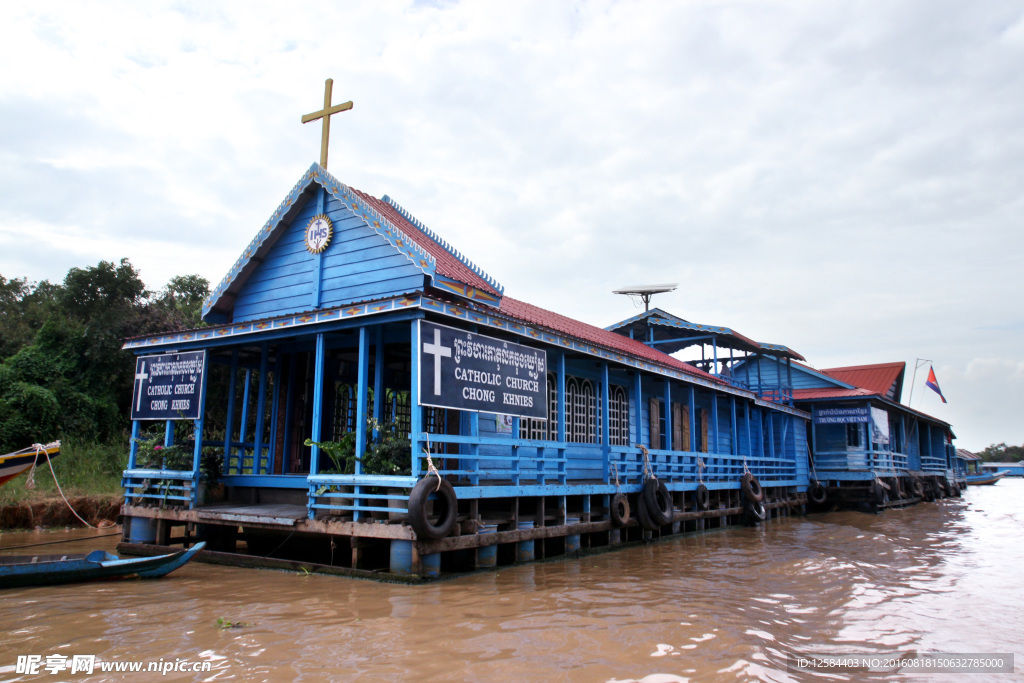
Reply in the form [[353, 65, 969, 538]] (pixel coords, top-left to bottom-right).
[[873, 481, 889, 507], [910, 478, 924, 498], [636, 491, 660, 531], [745, 499, 767, 523], [610, 492, 630, 527], [893, 477, 905, 499], [643, 478, 673, 526], [741, 473, 764, 503], [695, 484, 710, 511], [408, 477, 458, 540], [808, 481, 827, 505]]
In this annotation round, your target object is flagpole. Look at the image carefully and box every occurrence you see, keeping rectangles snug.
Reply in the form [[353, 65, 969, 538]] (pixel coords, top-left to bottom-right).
[[908, 358, 931, 407]]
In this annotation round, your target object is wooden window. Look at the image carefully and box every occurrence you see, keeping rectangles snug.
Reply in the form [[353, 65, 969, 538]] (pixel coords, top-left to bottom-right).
[[649, 397, 661, 449], [699, 409, 709, 453], [565, 376, 598, 444], [387, 389, 411, 435], [671, 402, 684, 451], [608, 385, 629, 446], [847, 423, 861, 448], [520, 372, 557, 440]]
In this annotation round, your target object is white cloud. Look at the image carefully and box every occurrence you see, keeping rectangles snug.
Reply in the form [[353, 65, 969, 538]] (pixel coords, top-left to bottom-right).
[[1, 0, 1022, 449]]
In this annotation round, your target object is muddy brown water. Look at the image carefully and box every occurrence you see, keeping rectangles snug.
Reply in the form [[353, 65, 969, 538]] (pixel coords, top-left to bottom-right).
[[1, 482, 1022, 682]]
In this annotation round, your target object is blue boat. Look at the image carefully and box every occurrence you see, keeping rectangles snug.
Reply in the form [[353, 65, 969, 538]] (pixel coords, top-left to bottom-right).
[[966, 470, 1006, 486], [0, 542, 204, 589]]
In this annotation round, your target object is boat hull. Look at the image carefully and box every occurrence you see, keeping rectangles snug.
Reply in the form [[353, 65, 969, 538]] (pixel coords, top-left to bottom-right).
[[0, 444, 61, 488], [0, 542, 205, 589], [966, 471, 1006, 486]]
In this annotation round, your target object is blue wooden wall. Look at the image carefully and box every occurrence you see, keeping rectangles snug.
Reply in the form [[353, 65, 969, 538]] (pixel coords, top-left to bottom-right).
[[232, 187, 427, 323]]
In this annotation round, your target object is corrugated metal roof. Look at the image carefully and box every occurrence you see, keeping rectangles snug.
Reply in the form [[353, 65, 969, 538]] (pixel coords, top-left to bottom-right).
[[822, 362, 905, 397], [956, 448, 980, 461]]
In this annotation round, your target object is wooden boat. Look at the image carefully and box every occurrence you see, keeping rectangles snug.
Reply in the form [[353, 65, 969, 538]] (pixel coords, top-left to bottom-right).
[[0, 442, 60, 488], [0, 542, 205, 589], [965, 470, 1006, 486]]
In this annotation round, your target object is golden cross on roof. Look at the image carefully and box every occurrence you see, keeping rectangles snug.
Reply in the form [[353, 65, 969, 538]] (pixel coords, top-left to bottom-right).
[[301, 78, 353, 169]]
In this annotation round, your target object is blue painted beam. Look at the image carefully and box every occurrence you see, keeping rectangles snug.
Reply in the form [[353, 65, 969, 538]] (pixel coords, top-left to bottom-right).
[[225, 350, 238, 472], [255, 343, 269, 473]]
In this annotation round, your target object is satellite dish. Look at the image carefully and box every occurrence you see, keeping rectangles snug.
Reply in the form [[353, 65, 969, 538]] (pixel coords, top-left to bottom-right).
[[613, 283, 677, 311]]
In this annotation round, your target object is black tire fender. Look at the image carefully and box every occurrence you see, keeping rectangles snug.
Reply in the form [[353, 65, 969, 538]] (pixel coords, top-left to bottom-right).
[[408, 477, 458, 540], [643, 478, 673, 526], [911, 478, 924, 498], [610, 492, 630, 527], [741, 473, 764, 503], [745, 499, 767, 523], [695, 484, 710, 511], [808, 481, 827, 505], [636, 491, 660, 531]]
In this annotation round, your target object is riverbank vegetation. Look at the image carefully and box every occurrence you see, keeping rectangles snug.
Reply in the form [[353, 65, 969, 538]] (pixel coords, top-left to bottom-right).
[[977, 442, 1024, 463], [1, 259, 208, 507]]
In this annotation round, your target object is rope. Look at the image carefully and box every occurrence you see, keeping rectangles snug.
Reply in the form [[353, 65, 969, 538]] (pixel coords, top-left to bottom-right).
[[742, 457, 750, 476], [25, 454, 37, 490], [697, 458, 705, 485], [610, 462, 621, 492], [0, 532, 120, 552], [423, 434, 442, 492], [33, 442, 95, 529], [636, 444, 653, 481]]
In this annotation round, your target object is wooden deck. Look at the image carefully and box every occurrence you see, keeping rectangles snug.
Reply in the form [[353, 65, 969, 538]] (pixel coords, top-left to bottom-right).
[[195, 504, 307, 526]]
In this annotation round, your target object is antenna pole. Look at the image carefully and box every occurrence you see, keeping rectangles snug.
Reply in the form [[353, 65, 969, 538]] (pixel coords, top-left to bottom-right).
[[908, 358, 930, 407]]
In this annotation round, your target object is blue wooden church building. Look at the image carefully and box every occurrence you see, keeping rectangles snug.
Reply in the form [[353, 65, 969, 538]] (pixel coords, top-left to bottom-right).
[[119, 161, 815, 579]]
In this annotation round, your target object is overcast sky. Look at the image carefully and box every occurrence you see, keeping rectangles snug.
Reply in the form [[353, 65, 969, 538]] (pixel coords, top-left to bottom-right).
[[1, 1, 1021, 451]]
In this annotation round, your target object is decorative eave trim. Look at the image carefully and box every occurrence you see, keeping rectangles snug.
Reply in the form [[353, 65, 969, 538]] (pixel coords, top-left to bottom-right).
[[424, 297, 809, 419], [202, 163, 438, 319], [127, 294, 423, 351], [382, 195, 504, 296], [431, 275, 502, 305]]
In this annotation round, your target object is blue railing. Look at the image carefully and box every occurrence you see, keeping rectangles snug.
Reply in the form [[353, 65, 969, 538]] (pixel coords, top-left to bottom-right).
[[122, 469, 199, 507], [812, 449, 910, 472]]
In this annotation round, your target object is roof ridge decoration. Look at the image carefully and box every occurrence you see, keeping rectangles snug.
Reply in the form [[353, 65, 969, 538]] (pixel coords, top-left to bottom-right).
[[381, 194, 505, 296], [202, 163, 437, 319], [605, 307, 682, 331]]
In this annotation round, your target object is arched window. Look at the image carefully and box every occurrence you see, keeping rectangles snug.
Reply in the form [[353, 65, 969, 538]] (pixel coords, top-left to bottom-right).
[[609, 385, 630, 446], [564, 376, 597, 444]]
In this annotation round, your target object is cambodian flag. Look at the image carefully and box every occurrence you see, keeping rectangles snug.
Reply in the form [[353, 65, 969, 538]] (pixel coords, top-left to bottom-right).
[[925, 365, 947, 403]]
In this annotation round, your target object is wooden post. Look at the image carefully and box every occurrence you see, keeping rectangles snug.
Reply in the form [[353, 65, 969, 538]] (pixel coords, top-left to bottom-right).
[[410, 320, 422, 478], [601, 362, 610, 483], [225, 350, 238, 472], [255, 343, 269, 473], [190, 352, 210, 508]]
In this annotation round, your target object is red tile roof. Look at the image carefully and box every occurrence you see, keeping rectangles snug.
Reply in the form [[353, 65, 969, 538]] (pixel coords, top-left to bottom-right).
[[792, 387, 874, 400], [355, 190, 500, 297], [822, 362, 905, 397], [498, 296, 720, 383]]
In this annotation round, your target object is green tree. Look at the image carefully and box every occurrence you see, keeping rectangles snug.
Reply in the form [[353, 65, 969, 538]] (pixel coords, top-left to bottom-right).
[[0, 259, 211, 453], [977, 442, 1024, 463]]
